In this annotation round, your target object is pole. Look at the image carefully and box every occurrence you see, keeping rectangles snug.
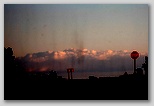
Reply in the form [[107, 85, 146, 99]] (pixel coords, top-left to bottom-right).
[[134, 59, 136, 74], [67, 71, 70, 80], [70, 70, 73, 79]]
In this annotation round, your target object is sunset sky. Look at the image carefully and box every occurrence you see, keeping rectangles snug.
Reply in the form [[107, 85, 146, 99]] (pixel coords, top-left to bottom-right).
[[4, 4, 148, 78], [4, 4, 148, 56]]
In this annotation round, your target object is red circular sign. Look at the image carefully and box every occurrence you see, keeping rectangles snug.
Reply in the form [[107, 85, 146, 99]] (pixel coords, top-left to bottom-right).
[[131, 51, 139, 59]]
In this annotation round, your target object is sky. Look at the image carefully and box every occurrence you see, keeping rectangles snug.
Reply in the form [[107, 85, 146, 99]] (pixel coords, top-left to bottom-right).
[[4, 4, 148, 78], [4, 4, 148, 57]]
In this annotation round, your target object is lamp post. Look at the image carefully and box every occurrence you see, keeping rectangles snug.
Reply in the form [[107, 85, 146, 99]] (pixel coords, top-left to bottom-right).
[[67, 69, 70, 80], [70, 68, 74, 79], [67, 68, 74, 80]]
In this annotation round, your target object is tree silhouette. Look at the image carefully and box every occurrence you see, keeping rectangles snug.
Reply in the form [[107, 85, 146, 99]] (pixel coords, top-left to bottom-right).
[[142, 56, 148, 76], [4, 47, 16, 81]]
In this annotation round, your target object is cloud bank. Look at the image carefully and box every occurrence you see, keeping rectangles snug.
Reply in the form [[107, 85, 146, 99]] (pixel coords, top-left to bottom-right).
[[16, 48, 147, 76]]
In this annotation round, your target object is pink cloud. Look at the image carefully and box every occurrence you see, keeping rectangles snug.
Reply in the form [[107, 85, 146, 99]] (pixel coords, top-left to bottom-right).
[[53, 51, 66, 60], [18, 48, 146, 74]]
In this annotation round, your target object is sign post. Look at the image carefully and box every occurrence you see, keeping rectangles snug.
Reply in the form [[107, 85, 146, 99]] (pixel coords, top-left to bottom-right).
[[130, 51, 139, 74]]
